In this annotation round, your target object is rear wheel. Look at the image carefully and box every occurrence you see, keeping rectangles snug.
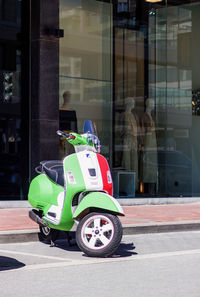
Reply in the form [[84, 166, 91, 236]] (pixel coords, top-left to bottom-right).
[[39, 226, 59, 242], [76, 212, 123, 257]]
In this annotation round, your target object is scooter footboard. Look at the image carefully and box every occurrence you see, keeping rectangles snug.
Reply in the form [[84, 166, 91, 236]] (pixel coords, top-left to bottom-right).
[[72, 192, 124, 219]]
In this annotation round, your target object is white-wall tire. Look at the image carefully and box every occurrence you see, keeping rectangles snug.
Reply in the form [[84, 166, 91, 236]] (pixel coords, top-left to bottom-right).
[[76, 212, 123, 257]]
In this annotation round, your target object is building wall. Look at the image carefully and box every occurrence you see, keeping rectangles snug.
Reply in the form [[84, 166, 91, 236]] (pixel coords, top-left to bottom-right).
[[30, 0, 60, 176], [1, 0, 200, 201]]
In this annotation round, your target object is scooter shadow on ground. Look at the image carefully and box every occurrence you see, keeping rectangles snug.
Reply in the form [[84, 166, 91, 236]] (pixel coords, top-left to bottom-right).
[[112, 242, 137, 258], [39, 231, 80, 252], [80, 242, 137, 258], [40, 235, 137, 258]]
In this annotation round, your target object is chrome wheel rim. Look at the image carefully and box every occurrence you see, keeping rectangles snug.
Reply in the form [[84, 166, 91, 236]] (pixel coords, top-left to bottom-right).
[[81, 215, 114, 250], [41, 226, 51, 236]]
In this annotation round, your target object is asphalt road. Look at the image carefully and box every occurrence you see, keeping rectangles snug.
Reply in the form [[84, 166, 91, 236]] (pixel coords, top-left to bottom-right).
[[1, 231, 200, 297]]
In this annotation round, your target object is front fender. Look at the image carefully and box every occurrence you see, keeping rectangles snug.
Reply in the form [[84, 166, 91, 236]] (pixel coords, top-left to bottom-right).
[[72, 192, 124, 219]]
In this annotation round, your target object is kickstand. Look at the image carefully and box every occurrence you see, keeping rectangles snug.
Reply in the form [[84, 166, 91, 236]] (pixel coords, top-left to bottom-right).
[[66, 232, 72, 247], [50, 239, 56, 247], [49, 231, 58, 247]]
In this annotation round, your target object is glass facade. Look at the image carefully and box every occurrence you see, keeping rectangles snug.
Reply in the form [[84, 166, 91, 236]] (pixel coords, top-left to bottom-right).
[[1, 0, 200, 201], [59, 0, 200, 199]]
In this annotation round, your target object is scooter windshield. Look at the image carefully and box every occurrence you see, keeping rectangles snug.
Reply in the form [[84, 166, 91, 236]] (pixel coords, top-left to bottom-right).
[[85, 133, 101, 153], [83, 120, 97, 136], [74, 120, 101, 153], [74, 133, 101, 153]]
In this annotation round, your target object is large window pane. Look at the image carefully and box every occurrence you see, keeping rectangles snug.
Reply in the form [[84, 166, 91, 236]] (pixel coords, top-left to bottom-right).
[[59, 0, 200, 199], [149, 1, 200, 197], [59, 0, 112, 161]]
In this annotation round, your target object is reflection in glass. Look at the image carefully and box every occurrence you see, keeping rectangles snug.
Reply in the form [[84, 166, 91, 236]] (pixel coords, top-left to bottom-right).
[[58, 0, 200, 198]]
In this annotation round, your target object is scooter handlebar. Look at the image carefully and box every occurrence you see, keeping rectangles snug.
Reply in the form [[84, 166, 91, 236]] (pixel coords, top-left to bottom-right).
[[57, 130, 68, 137], [56, 130, 76, 140]]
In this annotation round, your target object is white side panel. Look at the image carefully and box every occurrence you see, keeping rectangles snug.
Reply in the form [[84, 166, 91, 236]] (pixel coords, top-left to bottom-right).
[[77, 151, 103, 191], [44, 191, 65, 225]]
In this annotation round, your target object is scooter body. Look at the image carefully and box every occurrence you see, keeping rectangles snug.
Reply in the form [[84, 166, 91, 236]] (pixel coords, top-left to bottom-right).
[[29, 150, 123, 229], [28, 123, 124, 257]]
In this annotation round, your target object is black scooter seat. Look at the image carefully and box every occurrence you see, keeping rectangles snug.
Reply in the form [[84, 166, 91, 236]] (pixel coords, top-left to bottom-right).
[[40, 160, 64, 187]]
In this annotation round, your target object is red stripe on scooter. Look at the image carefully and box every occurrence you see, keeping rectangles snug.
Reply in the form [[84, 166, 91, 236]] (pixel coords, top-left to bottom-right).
[[97, 154, 113, 196]]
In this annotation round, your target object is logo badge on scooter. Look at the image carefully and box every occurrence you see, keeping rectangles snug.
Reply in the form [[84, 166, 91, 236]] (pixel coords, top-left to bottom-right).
[[86, 153, 90, 158], [67, 171, 76, 184]]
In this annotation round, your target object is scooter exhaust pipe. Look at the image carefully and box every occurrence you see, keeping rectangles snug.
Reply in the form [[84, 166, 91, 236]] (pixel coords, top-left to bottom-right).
[[29, 209, 47, 227]]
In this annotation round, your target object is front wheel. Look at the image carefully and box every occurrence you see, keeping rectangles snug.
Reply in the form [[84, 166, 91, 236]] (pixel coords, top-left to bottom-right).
[[76, 212, 123, 257]]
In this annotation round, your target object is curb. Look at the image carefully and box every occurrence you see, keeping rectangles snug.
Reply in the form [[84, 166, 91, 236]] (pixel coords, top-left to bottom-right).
[[0, 229, 39, 244], [1, 221, 200, 244], [122, 221, 200, 235], [1, 198, 200, 208]]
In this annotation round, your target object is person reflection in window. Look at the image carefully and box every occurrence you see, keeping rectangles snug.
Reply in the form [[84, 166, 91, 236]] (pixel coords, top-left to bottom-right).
[[121, 97, 140, 191], [59, 91, 77, 158], [59, 91, 77, 132], [141, 98, 158, 196]]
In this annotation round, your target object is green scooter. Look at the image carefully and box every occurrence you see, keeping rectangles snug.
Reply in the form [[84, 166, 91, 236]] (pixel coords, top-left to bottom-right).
[[28, 120, 124, 257]]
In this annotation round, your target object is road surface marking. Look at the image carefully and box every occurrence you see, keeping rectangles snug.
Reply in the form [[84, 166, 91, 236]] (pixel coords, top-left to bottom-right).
[[0, 249, 68, 261], [1, 248, 200, 272]]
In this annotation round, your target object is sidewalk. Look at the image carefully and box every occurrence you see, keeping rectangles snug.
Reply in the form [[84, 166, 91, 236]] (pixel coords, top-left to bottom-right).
[[1, 203, 200, 243]]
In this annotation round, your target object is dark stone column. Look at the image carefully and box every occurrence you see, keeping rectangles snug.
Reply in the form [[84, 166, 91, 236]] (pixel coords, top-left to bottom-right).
[[31, 0, 59, 176]]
